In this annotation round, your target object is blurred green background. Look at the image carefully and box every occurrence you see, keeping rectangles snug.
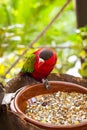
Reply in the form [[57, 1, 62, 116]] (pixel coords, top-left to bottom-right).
[[0, 0, 87, 83]]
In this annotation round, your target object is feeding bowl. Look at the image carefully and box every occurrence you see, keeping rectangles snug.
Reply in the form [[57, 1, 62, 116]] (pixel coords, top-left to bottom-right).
[[12, 81, 87, 130]]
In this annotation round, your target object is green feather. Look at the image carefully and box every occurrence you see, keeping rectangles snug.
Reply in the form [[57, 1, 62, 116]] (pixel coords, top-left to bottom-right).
[[21, 53, 36, 73]]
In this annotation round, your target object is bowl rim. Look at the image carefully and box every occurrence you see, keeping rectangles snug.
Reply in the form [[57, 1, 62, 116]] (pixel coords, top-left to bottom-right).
[[14, 81, 87, 128]]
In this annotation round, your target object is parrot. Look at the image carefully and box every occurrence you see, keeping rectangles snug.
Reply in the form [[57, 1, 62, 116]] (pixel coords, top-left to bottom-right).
[[20, 48, 57, 89], [5, 47, 57, 92]]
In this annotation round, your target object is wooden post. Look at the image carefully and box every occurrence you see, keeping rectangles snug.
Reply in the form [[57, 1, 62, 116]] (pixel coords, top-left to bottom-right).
[[75, 0, 87, 28]]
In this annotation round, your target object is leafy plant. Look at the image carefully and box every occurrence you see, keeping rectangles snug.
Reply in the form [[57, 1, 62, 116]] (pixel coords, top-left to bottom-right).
[[0, 0, 87, 83]]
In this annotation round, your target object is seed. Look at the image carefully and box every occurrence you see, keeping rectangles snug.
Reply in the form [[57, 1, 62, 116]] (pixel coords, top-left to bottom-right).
[[41, 101, 48, 106], [74, 121, 80, 124], [25, 91, 87, 126]]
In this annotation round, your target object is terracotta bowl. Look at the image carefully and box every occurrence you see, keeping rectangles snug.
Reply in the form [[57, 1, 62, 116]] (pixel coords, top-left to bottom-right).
[[13, 81, 87, 130]]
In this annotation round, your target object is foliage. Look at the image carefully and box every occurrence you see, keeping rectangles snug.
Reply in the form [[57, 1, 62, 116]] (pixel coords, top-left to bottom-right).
[[0, 0, 87, 83]]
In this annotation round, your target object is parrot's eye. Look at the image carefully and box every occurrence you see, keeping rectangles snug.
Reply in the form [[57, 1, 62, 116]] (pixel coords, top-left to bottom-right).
[[39, 49, 53, 60]]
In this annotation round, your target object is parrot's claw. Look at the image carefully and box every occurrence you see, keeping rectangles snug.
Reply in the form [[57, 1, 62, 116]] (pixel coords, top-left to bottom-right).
[[42, 79, 50, 89]]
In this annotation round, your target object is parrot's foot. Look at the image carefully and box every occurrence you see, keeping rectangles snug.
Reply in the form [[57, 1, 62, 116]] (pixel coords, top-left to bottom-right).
[[42, 79, 50, 89]]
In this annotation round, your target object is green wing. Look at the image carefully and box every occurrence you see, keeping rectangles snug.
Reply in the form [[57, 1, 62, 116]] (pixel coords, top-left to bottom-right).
[[21, 53, 36, 73]]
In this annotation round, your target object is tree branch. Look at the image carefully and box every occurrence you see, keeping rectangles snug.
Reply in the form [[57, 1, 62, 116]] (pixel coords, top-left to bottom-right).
[[31, 45, 79, 49]]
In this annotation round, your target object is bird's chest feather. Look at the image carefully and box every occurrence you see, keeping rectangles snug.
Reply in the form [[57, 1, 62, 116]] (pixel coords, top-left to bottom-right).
[[32, 62, 54, 80]]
